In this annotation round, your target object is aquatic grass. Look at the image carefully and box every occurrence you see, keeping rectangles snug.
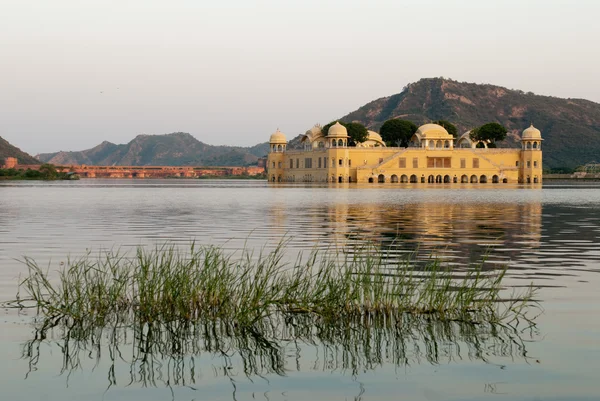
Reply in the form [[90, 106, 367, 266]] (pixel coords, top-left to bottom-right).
[[13, 242, 537, 329]]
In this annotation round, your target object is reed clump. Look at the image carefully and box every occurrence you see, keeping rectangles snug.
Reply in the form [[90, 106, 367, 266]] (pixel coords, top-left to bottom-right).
[[14, 243, 535, 328]]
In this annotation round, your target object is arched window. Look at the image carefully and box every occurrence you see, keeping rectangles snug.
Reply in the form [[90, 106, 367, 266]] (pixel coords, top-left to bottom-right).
[[277, 144, 282, 152], [338, 139, 343, 147], [492, 175, 499, 183], [527, 142, 532, 149], [533, 142, 538, 149], [378, 174, 385, 183], [436, 140, 442, 148], [318, 141, 324, 148], [368, 177, 374, 183], [444, 140, 450, 149], [332, 140, 336, 147], [429, 141, 435, 149]]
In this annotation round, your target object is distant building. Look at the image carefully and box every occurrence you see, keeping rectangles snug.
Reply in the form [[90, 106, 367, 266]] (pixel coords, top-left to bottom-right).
[[2, 157, 18, 169], [267, 123, 543, 184]]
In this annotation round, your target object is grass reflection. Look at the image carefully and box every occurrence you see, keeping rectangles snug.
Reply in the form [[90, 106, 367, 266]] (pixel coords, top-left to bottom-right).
[[22, 313, 538, 392]]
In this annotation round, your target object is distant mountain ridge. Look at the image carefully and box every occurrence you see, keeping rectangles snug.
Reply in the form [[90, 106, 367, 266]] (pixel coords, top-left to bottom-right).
[[335, 78, 600, 169], [38, 133, 270, 167], [0, 136, 40, 165]]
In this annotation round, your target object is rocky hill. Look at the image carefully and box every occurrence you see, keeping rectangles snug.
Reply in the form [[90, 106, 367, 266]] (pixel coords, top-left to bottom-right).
[[38, 133, 270, 166], [337, 78, 600, 169], [0, 136, 40, 165]]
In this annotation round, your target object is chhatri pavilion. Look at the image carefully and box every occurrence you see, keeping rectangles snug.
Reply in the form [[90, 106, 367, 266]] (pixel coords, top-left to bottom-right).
[[267, 122, 543, 184]]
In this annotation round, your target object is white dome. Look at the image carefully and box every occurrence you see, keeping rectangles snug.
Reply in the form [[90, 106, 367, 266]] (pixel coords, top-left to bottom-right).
[[269, 129, 287, 144], [327, 122, 349, 138], [367, 130, 383, 142], [522, 124, 542, 140], [415, 123, 452, 139]]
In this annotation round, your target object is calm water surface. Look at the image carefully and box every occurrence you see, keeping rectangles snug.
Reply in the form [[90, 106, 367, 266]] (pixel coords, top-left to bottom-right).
[[1, 179, 599, 401]]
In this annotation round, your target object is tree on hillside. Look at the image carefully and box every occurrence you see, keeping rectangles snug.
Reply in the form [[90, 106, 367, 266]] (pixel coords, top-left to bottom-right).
[[380, 119, 418, 147], [322, 121, 368, 146], [470, 123, 507, 148], [432, 120, 458, 138]]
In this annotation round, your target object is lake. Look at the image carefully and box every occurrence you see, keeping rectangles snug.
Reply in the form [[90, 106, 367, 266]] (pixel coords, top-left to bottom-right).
[[1, 179, 599, 401]]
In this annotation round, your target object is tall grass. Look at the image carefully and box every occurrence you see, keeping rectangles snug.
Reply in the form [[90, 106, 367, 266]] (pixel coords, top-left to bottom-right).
[[14, 243, 536, 329]]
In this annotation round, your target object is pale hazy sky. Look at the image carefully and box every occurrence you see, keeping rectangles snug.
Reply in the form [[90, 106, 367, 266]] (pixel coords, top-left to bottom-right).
[[1, 0, 599, 154]]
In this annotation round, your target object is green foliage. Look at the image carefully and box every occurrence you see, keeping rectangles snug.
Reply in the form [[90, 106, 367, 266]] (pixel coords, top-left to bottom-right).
[[345, 122, 369, 145], [380, 119, 417, 147], [432, 120, 458, 137], [39, 163, 58, 179], [0, 164, 70, 180], [470, 123, 507, 144]]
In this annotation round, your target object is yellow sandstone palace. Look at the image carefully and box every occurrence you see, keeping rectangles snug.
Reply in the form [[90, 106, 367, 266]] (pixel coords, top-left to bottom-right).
[[267, 122, 543, 184]]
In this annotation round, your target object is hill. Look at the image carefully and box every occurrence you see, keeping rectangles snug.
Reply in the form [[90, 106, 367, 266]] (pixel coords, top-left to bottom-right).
[[0, 136, 40, 165], [38, 133, 270, 167], [336, 78, 600, 170]]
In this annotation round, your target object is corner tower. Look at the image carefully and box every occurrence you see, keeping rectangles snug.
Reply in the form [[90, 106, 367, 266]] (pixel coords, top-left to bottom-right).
[[520, 124, 543, 183], [267, 129, 287, 182]]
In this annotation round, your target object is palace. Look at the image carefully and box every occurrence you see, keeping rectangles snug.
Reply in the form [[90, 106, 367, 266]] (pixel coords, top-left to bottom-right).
[[266, 122, 543, 184]]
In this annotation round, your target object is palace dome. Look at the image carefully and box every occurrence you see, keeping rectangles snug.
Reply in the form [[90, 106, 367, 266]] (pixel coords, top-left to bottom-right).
[[269, 129, 287, 144], [415, 123, 453, 139], [327, 122, 349, 138], [522, 124, 542, 140], [367, 130, 383, 142], [305, 125, 323, 137]]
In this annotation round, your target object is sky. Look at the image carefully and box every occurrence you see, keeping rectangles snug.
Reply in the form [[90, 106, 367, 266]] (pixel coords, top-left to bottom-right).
[[1, 0, 599, 154]]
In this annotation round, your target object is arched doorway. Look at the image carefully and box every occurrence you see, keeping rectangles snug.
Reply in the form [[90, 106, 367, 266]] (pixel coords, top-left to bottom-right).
[[338, 176, 343, 183], [492, 175, 499, 183], [378, 174, 385, 183], [453, 176, 458, 183], [391, 174, 399, 183], [470, 175, 478, 183], [444, 175, 451, 183], [436, 175, 442, 183], [410, 174, 417, 183], [368, 177, 374, 183], [428, 175, 435, 183], [534, 176, 539, 183], [480, 175, 487, 183], [271, 175, 275, 182], [503, 178, 508, 183], [461, 175, 468, 183], [401, 174, 408, 183], [421, 176, 426, 183]]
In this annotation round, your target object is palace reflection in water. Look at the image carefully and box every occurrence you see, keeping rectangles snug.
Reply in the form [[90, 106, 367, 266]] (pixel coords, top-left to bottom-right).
[[269, 190, 543, 271]]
